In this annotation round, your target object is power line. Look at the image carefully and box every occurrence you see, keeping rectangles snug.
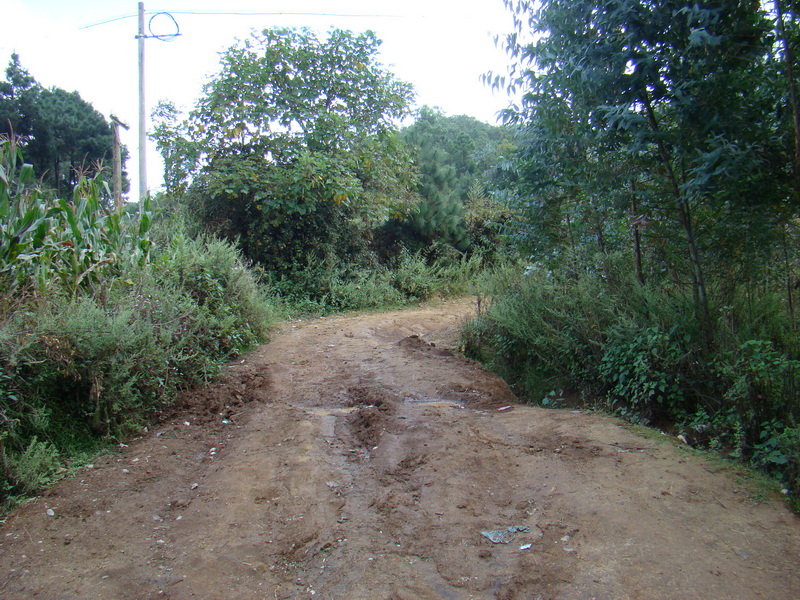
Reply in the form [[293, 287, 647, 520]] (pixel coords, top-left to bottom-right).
[[80, 10, 402, 30], [79, 13, 137, 29], [165, 10, 401, 17]]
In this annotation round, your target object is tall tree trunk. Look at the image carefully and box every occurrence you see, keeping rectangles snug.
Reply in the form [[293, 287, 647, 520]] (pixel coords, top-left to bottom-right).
[[642, 93, 712, 344], [565, 210, 579, 280], [785, 224, 797, 330], [776, 0, 800, 332], [776, 0, 800, 200], [596, 220, 606, 254], [631, 181, 645, 286]]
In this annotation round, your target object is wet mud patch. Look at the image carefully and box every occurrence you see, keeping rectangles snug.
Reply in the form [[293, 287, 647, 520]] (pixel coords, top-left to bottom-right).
[[344, 385, 397, 413], [347, 406, 388, 448], [344, 385, 399, 448]]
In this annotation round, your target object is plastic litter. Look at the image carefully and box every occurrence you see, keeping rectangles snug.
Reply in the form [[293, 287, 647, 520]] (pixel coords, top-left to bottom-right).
[[481, 525, 530, 544], [519, 543, 532, 550]]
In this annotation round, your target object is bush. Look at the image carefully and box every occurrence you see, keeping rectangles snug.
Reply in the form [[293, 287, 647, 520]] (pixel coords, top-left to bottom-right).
[[3, 437, 61, 496], [463, 258, 800, 496], [462, 262, 618, 399], [326, 269, 406, 311], [389, 250, 439, 300], [598, 325, 688, 424], [713, 340, 800, 434], [0, 189, 280, 507], [261, 244, 489, 316]]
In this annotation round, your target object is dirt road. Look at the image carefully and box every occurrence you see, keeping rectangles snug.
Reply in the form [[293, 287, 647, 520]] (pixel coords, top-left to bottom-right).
[[1, 299, 799, 599]]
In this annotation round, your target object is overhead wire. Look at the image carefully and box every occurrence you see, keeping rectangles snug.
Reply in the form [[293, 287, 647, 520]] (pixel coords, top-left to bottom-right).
[[79, 13, 137, 29], [164, 10, 401, 17], [80, 10, 402, 30]]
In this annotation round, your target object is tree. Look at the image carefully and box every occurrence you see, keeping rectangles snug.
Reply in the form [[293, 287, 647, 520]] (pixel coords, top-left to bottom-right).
[[0, 54, 38, 137], [151, 100, 197, 196], [154, 28, 418, 278], [36, 87, 117, 196], [0, 54, 119, 198], [468, 0, 800, 493], [493, 0, 783, 341], [391, 107, 514, 254], [181, 27, 413, 167]]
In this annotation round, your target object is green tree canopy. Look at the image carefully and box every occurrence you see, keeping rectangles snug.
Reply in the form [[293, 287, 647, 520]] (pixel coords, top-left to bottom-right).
[[178, 27, 414, 167], [492, 0, 787, 339], [154, 28, 418, 277], [465, 0, 800, 491], [387, 107, 515, 254], [0, 54, 119, 198]]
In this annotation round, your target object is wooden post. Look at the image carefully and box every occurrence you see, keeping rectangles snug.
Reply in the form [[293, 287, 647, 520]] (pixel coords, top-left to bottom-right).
[[110, 115, 130, 212]]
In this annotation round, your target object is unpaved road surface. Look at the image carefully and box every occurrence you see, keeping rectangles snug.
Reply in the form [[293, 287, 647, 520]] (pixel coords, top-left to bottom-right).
[[1, 300, 799, 600]]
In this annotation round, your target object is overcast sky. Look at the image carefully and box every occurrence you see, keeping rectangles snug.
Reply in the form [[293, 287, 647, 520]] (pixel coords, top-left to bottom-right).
[[0, 0, 515, 199]]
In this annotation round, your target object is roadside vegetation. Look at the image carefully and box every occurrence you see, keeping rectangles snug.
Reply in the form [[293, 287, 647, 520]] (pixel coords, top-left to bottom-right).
[[4, 0, 800, 513], [151, 28, 513, 314], [463, 0, 800, 505], [0, 33, 511, 510], [0, 137, 281, 507]]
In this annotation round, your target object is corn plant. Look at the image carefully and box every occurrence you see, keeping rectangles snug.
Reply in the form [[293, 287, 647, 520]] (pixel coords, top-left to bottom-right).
[[0, 139, 152, 296]]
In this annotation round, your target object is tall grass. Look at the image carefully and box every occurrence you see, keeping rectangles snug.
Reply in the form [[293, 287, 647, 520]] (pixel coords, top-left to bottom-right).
[[463, 254, 800, 498], [0, 141, 280, 508], [269, 247, 488, 316]]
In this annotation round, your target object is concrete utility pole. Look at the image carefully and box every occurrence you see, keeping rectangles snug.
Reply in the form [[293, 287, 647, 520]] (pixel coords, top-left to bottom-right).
[[110, 115, 130, 212], [137, 1, 147, 203]]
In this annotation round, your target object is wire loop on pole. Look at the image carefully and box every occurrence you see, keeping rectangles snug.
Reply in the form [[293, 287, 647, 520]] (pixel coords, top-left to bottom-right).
[[148, 12, 180, 41]]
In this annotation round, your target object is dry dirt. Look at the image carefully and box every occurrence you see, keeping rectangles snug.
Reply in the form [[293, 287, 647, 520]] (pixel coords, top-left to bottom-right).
[[1, 299, 799, 600]]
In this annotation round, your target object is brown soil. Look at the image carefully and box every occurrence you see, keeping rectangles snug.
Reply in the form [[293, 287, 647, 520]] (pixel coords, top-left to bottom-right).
[[1, 299, 798, 600]]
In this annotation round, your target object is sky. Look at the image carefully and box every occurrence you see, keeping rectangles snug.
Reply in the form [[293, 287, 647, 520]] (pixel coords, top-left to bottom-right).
[[0, 0, 516, 199]]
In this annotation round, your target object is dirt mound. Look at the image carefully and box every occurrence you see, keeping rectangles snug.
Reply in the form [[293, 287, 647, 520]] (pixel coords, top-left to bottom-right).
[[0, 299, 798, 599], [398, 333, 454, 357], [345, 385, 397, 448]]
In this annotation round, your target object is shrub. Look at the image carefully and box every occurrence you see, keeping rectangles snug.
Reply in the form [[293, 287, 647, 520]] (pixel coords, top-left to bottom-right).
[[4, 437, 61, 496], [389, 250, 439, 300], [598, 325, 687, 424], [0, 178, 280, 507], [463, 258, 800, 497]]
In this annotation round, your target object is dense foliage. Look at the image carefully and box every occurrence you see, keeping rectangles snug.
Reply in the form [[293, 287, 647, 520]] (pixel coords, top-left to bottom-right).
[[0, 140, 278, 507], [153, 28, 421, 287], [154, 29, 509, 308], [466, 0, 800, 498], [0, 54, 123, 198], [385, 107, 516, 255]]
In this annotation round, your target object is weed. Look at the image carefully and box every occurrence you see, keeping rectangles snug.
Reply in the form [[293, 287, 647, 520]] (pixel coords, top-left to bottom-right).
[[464, 260, 800, 498]]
